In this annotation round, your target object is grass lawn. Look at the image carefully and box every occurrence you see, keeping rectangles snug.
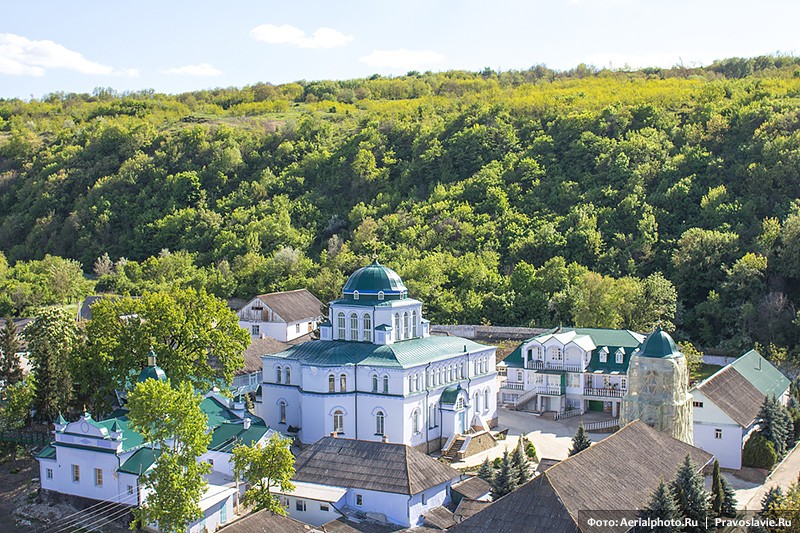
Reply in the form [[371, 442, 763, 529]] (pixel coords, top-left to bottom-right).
[[691, 363, 722, 384]]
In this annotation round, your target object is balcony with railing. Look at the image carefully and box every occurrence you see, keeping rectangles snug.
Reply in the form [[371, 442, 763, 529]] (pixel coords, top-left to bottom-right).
[[536, 385, 565, 396], [526, 360, 584, 373], [499, 381, 525, 391], [583, 387, 625, 398]]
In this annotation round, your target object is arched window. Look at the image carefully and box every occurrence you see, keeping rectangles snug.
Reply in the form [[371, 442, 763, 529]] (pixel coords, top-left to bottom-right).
[[377, 291, 384, 301], [403, 312, 410, 339], [337, 312, 345, 339], [460, 362, 465, 379], [276, 366, 282, 383], [474, 392, 480, 413], [285, 367, 291, 385], [333, 410, 343, 433], [408, 374, 415, 393], [429, 404, 437, 428], [616, 349, 624, 364], [376, 411, 385, 435], [394, 314, 401, 340], [363, 314, 372, 343], [328, 375, 335, 392], [412, 410, 420, 434], [279, 401, 286, 424], [383, 375, 389, 394], [372, 375, 379, 393], [353, 290, 360, 300], [412, 310, 418, 337], [415, 374, 421, 391], [449, 366, 454, 382], [517, 370, 523, 382], [350, 313, 358, 341], [340, 374, 347, 392], [484, 388, 490, 411]]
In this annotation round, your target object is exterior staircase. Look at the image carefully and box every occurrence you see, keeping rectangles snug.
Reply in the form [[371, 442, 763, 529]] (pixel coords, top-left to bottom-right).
[[442, 435, 467, 462], [514, 387, 539, 411]]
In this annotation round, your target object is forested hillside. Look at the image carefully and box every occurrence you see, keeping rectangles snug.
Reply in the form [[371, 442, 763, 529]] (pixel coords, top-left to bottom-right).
[[2, 57, 800, 358]]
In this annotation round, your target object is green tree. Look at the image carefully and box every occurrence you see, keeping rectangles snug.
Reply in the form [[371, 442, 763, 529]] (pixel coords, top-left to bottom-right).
[[719, 475, 737, 518], [477, 458, 494, 484], [640, 480, 680, 533], [78, 288, 248, 411], [127, 379, 211, 533], [232, 434, 296, 514], [24, 308, 79, 422], [569, 423, 592, 456], [511, 439, 530, 485], [711, 460, 724, 517], [670, 454, 708, 532], [490, 450, 518, 499], [0, 375, 36, 462], [0, 318, 23, 385], [742, 433, 777, 469], [758, 395, 793, 456]]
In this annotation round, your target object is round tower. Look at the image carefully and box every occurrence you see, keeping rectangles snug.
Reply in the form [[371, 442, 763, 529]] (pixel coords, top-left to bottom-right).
[[620, 328, 693, 444]]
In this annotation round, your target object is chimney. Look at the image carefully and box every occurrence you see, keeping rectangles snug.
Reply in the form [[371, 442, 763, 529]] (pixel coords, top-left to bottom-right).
[[381, 435, 389, 444], [330, 431, 338, 438], [243, 418, 251, 430]]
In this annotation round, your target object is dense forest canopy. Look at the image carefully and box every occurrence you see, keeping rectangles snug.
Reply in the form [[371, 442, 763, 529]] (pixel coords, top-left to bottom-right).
[[2, 55, 800, 359]]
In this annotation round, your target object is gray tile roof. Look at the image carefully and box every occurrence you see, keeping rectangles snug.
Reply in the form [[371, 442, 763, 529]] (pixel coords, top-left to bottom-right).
[[422, 506, 456, 529], [218, 510, 315, 532], [239, 337, 291, 375], [256, 289, 324, 324], [450, 420, 713, 533], [453, 499, 492, 523], [451, 476, 490, 500], [292, 437, 459, 495], [695, 365, 765, 427]]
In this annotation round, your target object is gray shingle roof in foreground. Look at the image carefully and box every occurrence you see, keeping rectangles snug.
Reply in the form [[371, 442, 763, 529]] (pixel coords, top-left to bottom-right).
[[449, 420, 713, 533], [292, 437, 459, 495]]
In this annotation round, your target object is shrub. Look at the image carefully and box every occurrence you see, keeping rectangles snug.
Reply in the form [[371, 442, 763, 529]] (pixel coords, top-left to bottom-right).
[[743, 433, 778, 469]]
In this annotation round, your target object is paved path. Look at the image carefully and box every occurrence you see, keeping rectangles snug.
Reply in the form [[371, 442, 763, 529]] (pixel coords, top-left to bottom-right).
[[744, 443, 800, 510]]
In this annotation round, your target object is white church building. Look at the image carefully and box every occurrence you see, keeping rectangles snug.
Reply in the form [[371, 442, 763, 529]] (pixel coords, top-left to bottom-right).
[[254, 260, 498, 452]]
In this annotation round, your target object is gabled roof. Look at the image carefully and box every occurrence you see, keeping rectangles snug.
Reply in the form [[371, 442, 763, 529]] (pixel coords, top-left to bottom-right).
[[266, 336, 489, 369], [694, 365, 765, 427], [423, 506, 456, 529], [238, 337, 291, 375], [118, 447, 161, 475], [292, 437, 459, 495], [453, 499, 492, 523], [450, 421, 712, 533], [215, 509, 314, 533], [730, 350, 790, 399], [451, 476, 491, 500], [586, 346, 636, 374], [208, 421, 272, 452], [254, 289, 324, 324]]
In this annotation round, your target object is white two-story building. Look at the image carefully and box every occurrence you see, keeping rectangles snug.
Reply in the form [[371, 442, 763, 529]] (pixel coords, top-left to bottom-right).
[[499, 328, 646, 417], [254, 260, 498, 452]]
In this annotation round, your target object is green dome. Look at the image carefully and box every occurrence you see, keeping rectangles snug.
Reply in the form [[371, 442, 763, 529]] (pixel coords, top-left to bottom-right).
[[640, 327, 681, 358], [342, 260, 407, 299], [137, 349, 167, 383]]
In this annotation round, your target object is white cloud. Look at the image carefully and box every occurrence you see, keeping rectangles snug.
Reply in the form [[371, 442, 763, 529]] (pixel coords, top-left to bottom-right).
[[0, 33, 135, 77], [250, 24, 353, 49], [162, 63, 222, 76], [359, 49, 446, 70]]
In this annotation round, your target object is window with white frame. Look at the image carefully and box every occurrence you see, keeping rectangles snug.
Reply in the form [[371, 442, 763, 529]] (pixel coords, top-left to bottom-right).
[[517, 370, 523, 382], [340, 374, 346, 392], [553, 348, 563, 361], [616, 349, 624, 364], [409, 374, 415, 393], [383, 375, 389, 394], [372, 375, 379, 392], [337, 313, 345, 339], [46, 468, 53, 480], [412, 310, 418, 337], [599, 349, 607, 363], [474, 392, 481, 412], [353, 290, 360, 300], [72, 464, 80, 483], [363, 314, 372, 342], [279, 401, 287, 424], [377, 291, 384, 301], [403, 312, 410, 339], [394, 314, 401, 338], [621, 377, 627, 390], [603, 375, 611, 388], [693, 401, 703, 408], [94, 468, 103, 487], [333, 410, 344, 433], [285, 367, 291, 385], [320, 504, 329, 511], [415, 373, 421, 390], [276, 366, 282, 383], [350, 313, 358, 341], [328, 374, 335, 392], [484, 388, 490, 411], [376, 411, 385, 435], [412, 410, 420, 434], [715, 428, 722, 439], [251, 324, 259, 336], [296, 499, 307, 512]]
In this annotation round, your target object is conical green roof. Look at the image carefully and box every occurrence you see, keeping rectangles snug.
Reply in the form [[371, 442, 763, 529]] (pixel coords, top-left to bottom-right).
[[640, 327, 681, 358], [342, 259, 407, 297]]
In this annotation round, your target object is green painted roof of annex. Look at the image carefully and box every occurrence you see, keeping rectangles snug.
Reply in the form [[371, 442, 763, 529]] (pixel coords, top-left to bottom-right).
[[639, 327, 681, 358], [440, 384, 465, 405], [342, 260, 408, 299], [266, 336, 489, 369], [730, 349, 790, 398]]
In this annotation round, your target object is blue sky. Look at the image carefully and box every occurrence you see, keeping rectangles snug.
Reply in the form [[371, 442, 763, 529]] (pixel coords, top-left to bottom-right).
[[2, 0, 799, 99]]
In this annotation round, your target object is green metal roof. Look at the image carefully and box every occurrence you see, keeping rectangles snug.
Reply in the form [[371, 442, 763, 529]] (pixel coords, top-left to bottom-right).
[[440, 385, 464, 405], [328, 298, 423, 308], [266, 336, 488, 369], [118, 447, 161, 475], [55, 413, 67, 425], [201, 396, 243, 428], [208, 421, 271, 452], [137, 365, 167, 383], [730, 350, 791, 398], [37, 444, 56, 460], [342, 260, 408, 299], [92, 413, 146, 452], [640, 328, 680, 358], [587, 347, 636, 374], [503, 327, 645, 369]]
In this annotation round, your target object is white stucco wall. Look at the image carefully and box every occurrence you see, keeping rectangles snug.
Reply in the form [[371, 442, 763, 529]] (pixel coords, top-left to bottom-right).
[[281, 494, 345, 527]]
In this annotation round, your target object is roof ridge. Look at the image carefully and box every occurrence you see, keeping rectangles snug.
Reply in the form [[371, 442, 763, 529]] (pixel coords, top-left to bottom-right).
[[542, 473, 580, 527]]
